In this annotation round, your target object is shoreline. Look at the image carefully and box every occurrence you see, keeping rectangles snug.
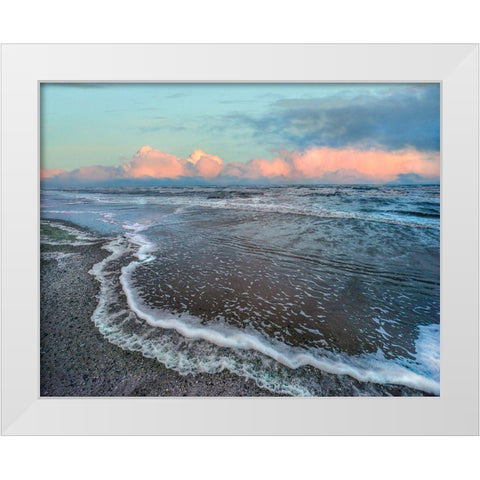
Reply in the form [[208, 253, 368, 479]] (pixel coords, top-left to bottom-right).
[[40, 221, 282, 396], [40, 218, 432, 397]]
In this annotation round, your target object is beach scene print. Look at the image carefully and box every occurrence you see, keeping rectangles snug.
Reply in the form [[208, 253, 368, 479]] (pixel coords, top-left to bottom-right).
[[40, 83, 440, 396]]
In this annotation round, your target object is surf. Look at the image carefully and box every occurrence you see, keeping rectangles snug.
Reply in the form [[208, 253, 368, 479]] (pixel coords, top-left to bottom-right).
[[88, 231, 440, 396]]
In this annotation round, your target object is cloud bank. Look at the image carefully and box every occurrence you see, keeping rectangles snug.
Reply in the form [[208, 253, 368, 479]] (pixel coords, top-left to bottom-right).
[[41, 145, 440, 186]]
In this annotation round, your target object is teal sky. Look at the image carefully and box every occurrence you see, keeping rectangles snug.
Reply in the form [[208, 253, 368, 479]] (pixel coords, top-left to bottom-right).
[[40, 83, 440, 171]]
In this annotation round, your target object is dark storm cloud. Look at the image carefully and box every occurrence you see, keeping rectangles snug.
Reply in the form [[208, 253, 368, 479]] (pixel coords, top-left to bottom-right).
[[223, 84, 440, 152]]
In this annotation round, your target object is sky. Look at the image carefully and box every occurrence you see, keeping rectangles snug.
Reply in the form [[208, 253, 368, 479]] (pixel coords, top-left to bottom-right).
[[40, 83, 440, 185]]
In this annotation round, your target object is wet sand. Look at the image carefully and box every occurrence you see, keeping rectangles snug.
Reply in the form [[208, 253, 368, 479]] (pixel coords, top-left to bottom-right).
[[40, 236, 279, 397], [40, 219, 430, 397]]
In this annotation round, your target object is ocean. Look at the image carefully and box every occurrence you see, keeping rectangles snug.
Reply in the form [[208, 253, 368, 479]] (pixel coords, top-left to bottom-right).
[[40, 184, 440, 396]]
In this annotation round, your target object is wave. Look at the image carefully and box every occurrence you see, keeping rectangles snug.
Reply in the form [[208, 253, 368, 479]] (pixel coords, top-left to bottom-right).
[[88, 230, 440, 396], [388, 210, 440, 219], [186, 200, 439, 229], [43, 189, 439, 229]]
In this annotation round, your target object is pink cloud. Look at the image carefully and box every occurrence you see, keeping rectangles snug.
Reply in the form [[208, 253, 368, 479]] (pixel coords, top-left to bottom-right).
[[40, 168, 67, 179], [186, 149, 223, 178], [285, 147, 439, 182], [118, 147, 225, 179], [42, 145, 440, 184], [123, 146, 187, 178], [188, 149, 223, 166], [245, 157, 291, 179]]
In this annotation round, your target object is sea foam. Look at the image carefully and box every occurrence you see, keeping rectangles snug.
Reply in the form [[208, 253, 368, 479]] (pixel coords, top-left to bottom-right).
[[89, 231, 440, 396]]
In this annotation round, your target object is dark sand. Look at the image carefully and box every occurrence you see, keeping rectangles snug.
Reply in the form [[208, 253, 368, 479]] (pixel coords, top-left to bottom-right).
[[40, 237, 281, 397]]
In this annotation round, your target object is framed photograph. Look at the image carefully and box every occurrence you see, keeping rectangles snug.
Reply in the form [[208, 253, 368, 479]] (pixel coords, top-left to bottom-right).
[[1, 44, 478, 435]]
